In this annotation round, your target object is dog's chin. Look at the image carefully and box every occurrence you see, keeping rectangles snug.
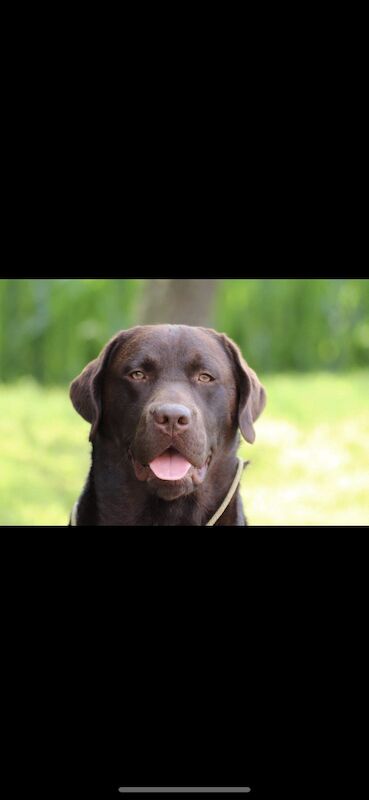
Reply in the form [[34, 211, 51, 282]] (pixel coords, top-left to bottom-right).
[[130, 449, 211, 501], [147, 473, 197, 500], [147, 464, 210, 500]]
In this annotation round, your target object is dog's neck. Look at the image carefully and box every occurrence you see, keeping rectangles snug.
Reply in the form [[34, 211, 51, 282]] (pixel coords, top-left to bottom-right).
[[80, 436, 245, 526]]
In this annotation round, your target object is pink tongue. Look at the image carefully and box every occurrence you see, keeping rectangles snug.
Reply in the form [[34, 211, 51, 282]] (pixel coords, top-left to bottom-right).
[[149, 451, 192, 480]]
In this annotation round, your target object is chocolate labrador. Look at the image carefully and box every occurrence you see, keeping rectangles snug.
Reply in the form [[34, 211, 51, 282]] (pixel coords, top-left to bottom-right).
[[69, 324, 266, 526]]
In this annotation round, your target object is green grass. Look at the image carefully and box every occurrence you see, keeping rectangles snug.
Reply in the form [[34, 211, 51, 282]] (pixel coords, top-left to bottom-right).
[[1, 372, 369, 525], [239, 371, 369, 525]]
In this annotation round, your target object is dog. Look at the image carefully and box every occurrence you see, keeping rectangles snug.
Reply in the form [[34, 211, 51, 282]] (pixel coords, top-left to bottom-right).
[[69, 324, 266, 525]]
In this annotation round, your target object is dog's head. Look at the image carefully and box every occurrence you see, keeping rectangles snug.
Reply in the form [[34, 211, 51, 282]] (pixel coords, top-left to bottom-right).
[[70, 324, 266, 500]]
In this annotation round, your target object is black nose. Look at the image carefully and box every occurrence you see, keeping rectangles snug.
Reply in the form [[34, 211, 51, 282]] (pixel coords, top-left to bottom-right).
[[151, 403, 191, 435]]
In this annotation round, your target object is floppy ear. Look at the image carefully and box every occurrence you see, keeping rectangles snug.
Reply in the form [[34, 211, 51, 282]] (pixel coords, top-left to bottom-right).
[[221, 333, 267, 444], [70, 331, 125, 441]]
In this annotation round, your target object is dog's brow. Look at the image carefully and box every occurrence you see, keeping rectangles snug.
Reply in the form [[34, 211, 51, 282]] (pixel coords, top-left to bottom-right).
[[188, 353, 206, 368], [115, 350, 159, 372], [140, 356, 159, 370], [188, 353, 219, 371]]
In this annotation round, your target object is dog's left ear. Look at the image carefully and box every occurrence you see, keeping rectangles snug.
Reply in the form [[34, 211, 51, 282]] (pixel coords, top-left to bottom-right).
[[220, 333, 267, 444], [70, 330, 127, 441]]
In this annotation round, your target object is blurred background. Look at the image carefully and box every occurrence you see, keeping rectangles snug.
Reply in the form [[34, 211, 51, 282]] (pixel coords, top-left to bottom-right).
[[1, 277, 368, 524]]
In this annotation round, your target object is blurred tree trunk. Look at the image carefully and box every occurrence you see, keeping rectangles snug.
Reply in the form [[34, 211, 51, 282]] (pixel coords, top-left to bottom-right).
[[137, 279, 219, 327]]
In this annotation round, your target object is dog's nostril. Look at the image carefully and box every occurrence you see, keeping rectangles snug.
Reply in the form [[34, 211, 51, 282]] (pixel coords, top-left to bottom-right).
[[152, 404, 191, 429], [157, 414, 169, 425]]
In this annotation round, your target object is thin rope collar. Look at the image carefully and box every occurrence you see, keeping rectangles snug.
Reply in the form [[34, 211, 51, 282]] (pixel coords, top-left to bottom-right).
[[70, 458, 247, 526], [70, 501, 78, 526], [206, 457, 246, 526]]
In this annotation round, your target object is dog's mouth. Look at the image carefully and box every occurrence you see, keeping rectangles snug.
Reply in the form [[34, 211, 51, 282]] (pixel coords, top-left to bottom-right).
[[129, 446, 212, 486], [149, 447, 193, 480]]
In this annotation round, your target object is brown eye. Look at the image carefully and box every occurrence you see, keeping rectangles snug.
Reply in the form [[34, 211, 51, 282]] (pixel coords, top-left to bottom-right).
[[198, 373, 214, 382], [130, 370, 146, 380]]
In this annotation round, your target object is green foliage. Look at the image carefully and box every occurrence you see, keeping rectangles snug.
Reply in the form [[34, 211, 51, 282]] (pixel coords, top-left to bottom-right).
[[0, 278, 143, 383], [0, 279, 368, 383], [215, 278, 369, 372], [1, 373, 368, 525]]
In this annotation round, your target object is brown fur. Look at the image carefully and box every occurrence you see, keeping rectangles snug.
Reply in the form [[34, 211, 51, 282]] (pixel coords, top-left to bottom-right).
[[69, 324, 266, 526]]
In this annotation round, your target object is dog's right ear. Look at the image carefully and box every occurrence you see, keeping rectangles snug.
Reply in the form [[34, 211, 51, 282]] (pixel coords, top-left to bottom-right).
[[70, 330, 127, 441], [218, 332, 267, 444]]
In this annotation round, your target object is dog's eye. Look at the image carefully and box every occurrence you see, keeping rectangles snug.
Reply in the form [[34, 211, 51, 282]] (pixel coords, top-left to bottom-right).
[[130, 370, 146, 380], [198, 373, 214, 382]]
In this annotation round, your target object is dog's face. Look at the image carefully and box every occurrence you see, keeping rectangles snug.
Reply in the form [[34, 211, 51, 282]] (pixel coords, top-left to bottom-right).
[[70, 324, 266, 501]]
